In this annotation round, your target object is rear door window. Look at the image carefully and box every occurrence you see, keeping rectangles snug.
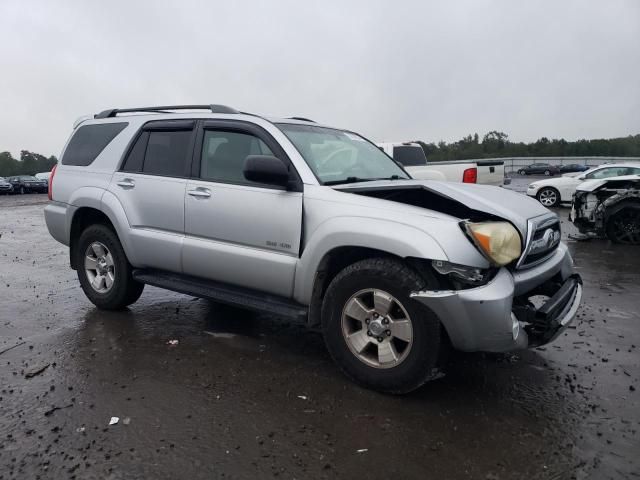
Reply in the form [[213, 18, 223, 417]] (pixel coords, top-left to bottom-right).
[[142, 130, 193, 177], [62, 123, 128, 166]]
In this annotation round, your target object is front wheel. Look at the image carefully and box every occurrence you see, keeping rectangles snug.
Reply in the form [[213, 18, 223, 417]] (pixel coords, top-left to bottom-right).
[[75, 224, 144, 310], [321, 258, 442, 394], [518, 169, 526, 175], [544, 170, 551, 176], [537, 187, 560, 207], [605, 205, 640, 244]]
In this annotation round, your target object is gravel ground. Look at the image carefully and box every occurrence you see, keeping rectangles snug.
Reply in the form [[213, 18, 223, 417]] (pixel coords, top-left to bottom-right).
[[0, 193, 638, 479]]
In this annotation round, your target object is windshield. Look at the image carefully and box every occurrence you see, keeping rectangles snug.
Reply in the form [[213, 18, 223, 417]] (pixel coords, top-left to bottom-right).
[[277, 124, 409, 185]]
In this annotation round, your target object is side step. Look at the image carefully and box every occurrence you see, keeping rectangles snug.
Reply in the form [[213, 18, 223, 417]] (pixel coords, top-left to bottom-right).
[[132, 269, 308, 320]]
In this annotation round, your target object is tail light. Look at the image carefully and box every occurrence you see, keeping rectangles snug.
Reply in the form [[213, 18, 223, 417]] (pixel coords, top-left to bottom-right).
[[463, 167, 477, 183], [48, 164, 57, 201]]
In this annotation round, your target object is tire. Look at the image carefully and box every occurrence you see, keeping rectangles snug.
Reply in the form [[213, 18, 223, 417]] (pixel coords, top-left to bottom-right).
[[75, 224, 144, 310], [537, 187, 560, 208], [544, 170, 551, 176], [518, 169, 526, 175], [321, 258, 441, 394], [605, 205, 640, 245]]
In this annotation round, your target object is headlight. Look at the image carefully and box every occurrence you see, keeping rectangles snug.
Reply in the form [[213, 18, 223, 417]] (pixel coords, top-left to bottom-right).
[[464, 221, 522, 266]]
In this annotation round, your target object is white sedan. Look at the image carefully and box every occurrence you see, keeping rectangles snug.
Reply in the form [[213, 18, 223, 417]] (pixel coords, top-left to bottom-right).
[[526, 163, 640, 207]]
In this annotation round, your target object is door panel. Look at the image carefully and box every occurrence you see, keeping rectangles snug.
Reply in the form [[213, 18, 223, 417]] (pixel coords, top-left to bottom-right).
[[110, 172, 187, 272], [183, 180, 302, 296]]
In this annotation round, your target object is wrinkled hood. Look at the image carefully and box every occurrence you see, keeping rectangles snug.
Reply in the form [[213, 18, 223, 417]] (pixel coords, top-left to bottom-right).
[[334, 179, 551, 236], [577, 174, 640, 192]]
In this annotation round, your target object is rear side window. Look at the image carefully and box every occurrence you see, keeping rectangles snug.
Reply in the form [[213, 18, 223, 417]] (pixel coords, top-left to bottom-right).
[[392, 146, 426, 166], [143, 130, 192, 177], [121, 129, 193, 177], [62, 123, 128, 166]]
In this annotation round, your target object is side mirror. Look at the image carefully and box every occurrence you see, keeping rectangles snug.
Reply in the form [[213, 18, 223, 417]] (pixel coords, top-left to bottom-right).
[[243, 155, 290, 188], [577, 175, 585, 181]]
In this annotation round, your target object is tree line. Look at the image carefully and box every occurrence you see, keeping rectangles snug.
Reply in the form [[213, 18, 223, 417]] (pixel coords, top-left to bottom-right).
[[0, 151, 58, 177], [2, 132, 639, 175], [417, 132, 640, 162]]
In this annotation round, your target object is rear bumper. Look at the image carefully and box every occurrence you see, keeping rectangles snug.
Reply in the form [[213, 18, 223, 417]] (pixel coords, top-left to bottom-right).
[[410, 243, 581, 352], [44, 201, 76, 246]]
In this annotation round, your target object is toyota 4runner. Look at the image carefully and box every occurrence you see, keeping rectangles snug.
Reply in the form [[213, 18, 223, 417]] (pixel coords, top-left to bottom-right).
[[45, 104, 582, 393]]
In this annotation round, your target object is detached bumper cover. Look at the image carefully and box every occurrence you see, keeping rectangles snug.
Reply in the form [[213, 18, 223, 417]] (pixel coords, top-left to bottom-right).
[[410, 244, 582, 352]]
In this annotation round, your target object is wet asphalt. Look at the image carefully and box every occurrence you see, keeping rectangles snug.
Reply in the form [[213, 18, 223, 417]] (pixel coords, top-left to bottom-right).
[[0, 186, 638, 480]]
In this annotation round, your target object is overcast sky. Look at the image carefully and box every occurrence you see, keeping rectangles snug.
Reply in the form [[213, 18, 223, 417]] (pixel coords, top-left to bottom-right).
[[0, 0, 638, 158]]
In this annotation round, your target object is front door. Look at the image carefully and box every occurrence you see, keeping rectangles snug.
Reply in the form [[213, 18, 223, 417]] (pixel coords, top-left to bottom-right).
[[182, 121, 303, 297]]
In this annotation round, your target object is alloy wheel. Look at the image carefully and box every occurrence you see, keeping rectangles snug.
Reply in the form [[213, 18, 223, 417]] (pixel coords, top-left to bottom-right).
[[84, 241, 116, 293], [538, 188, 558, 207], [341, 289, 413, 369]]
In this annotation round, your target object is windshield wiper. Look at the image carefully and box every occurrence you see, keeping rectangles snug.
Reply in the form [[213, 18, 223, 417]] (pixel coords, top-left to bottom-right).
[[324, 175, 408, 186], [324, 177, 372, 185]]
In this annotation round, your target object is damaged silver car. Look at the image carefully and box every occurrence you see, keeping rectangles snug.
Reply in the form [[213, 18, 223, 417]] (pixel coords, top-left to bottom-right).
[[570, 174, 640, 244]]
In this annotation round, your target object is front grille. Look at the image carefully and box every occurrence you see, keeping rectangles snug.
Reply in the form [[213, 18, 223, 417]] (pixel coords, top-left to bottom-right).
[[518, 217, 561, 268]]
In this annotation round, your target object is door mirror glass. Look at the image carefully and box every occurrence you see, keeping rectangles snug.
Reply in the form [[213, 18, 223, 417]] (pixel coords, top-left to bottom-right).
[[243, 155, 290, 188]]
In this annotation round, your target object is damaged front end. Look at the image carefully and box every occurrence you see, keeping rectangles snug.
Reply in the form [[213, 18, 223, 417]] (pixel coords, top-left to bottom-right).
[[570, 176, 640, 244]]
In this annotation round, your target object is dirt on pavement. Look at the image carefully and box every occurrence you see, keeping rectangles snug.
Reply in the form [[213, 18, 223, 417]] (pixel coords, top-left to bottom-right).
[[0, 194, 638, 479]]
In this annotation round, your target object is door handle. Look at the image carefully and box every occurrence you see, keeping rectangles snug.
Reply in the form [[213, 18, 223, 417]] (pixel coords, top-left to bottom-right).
[[187, 188, 211, 198], [117, 179, 135, 188]]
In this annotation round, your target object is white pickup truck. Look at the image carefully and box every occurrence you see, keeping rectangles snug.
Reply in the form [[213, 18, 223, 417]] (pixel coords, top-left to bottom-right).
[[377, 142, 506, 186]]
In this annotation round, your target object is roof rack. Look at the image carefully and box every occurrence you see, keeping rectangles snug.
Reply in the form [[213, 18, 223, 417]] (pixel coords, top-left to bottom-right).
[[94, 104, 240, 119], [287, 116, 316, 123]]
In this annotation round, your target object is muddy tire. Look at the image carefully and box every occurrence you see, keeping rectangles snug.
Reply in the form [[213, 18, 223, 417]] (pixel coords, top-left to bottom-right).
[[537, 187, 560, 208], [321, 258, 441, 394], [605, 205, 640, 245], [75, 224, 144, 310]]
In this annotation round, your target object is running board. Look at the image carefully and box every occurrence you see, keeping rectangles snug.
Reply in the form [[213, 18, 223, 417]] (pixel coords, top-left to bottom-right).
[[132, 269, 308, 320]]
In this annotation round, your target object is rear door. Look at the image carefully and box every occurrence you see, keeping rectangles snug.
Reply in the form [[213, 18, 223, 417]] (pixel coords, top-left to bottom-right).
[[182, 120, 303, 297], [110, 120, 196, 273]]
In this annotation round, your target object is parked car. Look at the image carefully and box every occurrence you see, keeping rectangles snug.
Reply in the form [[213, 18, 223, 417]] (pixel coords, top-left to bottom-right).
[[7, 175, 48, 194], [517, 163, 561, 176], [559, 163, 589, 173], [35, 171, 52, 184], [527, 163, 640, 207], [377, 142, 505, 186], [0, 177, 14, 194], [570, 174, 640, 244], [45, 104, 582, 393]]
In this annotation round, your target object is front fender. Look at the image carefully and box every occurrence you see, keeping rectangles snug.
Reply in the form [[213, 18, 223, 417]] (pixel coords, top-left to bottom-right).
[[293, 217, 448, 304]]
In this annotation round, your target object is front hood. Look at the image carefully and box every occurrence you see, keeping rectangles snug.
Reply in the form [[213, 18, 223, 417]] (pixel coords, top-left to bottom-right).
[[334, 179, 551, 236]]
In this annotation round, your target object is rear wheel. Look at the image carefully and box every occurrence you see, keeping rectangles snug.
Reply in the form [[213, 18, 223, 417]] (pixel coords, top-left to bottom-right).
[[75, 224, 144, 309], [544, 170, 551, 176], [605, 205, 640, 244], [321, 258, 441, 394], [537, 187, 560, 207]]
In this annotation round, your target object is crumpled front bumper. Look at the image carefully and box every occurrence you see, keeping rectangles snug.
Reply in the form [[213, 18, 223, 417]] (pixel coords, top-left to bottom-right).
[[410, 243, 582, 352]]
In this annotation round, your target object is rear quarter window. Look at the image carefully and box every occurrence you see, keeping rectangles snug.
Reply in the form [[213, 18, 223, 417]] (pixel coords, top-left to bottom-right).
[[392, 146, 427, 166], [62, 122, 128, 166]]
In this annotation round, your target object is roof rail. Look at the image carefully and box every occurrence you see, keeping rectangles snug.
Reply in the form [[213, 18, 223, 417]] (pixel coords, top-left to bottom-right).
[[287, 116, 316, 123], [94, 104, 240, 119]]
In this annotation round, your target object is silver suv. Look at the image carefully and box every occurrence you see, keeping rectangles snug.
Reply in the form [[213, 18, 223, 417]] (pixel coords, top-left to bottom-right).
[[45, 104, 582, 393]]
